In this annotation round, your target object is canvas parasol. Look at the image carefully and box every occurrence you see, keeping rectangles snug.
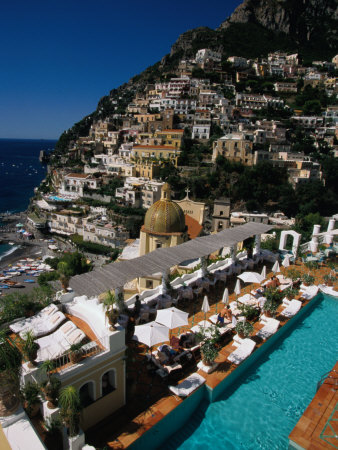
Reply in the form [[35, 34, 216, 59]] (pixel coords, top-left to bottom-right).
[[272, 260, 280, 274], [132, 321, 169, 348], [201, 295, 210, 321]]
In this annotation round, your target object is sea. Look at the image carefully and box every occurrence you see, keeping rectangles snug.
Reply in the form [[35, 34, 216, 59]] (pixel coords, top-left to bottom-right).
[[0, 138, 57, 261]]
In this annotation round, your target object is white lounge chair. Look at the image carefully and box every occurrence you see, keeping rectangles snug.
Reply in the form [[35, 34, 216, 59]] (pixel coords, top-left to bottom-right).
[[256, 317, 280, 340], [281, 299, 302, 318], [228, 338, 256, 365], [10, 304, 59, 335], [19, 310, 66, 339], [35, 321, 85, 362], [169, 373, 206, 397], [299, 285, 318, 300]]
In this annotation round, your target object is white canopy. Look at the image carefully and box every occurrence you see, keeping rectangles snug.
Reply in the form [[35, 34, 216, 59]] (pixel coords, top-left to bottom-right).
[[234, 279, 241, 295], [155, 307, 189, 330], [261, 265, 267, 279], [272, 260, 280, 274], [132, 321, 169, 348], [222, 288, 229, 305], [238, 271, 264, 284], [201, 296, 210, 313], [282, 255, 290, 268]]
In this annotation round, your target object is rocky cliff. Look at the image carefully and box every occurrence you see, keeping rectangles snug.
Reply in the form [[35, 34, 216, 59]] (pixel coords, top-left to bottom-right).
[[169, 0, 338, 62]]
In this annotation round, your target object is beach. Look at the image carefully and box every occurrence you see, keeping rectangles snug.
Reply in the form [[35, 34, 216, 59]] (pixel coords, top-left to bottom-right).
[[0, 212, 50, 294]]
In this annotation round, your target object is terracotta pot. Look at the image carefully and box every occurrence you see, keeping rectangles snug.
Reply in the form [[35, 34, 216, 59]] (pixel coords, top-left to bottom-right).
[[69, 352, 81, 364]]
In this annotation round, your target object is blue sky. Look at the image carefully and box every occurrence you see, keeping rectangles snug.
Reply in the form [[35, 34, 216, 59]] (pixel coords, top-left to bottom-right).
[[0, 0, 241, 139]]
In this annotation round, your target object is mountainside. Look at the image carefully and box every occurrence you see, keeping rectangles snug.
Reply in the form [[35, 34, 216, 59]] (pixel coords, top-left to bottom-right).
[[169, 0, 337, 63], [54, 0, 338, 152]]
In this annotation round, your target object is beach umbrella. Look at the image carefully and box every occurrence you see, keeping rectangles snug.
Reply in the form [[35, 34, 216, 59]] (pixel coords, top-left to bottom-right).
[[282, 255, 290, 268], [222, 288, 229, 305], [238, 271, 264, 285], [155, 307, 188, 330], [234, 279, 241, 296], [132, 321, 169, 348], [261, 265, 267, 280], [272, 260, 280, 274], [201, 295, 210, 321], [234, 279, 241, 305]]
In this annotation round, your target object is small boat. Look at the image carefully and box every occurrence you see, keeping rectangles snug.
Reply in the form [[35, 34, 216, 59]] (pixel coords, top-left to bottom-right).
[[8, 242, 15, 246], [0, 285, 9, 289], [24, 279, 35, 283]]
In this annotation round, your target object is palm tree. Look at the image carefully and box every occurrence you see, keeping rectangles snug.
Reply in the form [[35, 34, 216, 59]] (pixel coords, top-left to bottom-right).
[[103, 291, 118, 330], [0, 331, 22, 416], [59, 385, 82, 437]]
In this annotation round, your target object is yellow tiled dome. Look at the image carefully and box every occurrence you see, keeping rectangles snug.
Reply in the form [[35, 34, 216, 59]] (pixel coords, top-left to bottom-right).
[[143, 183, 186, 234]]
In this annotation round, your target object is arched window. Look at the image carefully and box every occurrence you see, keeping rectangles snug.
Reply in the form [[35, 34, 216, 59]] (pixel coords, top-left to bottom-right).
[[101, 370, 116, 396], [79, 381, 95, 407]]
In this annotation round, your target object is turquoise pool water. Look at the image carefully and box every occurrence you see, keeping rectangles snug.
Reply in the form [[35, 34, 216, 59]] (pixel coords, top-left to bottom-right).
[[162, 294, 338, 450], [48, 195, 71, 201]]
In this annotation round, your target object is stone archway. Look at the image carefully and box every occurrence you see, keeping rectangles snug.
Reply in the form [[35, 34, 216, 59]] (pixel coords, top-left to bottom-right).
[[279, 230, 301, 257]]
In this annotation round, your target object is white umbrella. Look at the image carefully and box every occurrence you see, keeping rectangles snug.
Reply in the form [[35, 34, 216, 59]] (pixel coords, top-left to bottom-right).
[[282, 255, 290, 268], [234, 279, 241, 296], [155, 307, 189, 330], [261, 265, 267, 279], [222, 288, 229, 305], [201, 295, 210, 321], [238, 271, 264, 284], [272, 260, 280, 274], [132, 321, 169, 348]]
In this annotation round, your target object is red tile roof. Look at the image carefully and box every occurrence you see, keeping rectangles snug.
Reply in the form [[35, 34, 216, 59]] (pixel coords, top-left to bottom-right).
[[185, 214, 203, 239]]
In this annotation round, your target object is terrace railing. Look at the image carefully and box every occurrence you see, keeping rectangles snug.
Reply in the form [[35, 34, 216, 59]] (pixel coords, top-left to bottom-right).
[[42, 334, 109, 375]]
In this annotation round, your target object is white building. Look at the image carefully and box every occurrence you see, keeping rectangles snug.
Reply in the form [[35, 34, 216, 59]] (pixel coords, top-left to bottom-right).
[[195, 49, 222, 64]]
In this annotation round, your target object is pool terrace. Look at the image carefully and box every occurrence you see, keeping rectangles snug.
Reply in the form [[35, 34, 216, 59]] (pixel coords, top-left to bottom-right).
[[86, 258, 337, 449]]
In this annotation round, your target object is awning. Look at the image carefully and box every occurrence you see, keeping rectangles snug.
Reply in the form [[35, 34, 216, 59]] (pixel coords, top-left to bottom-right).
[[69, 222, 272, 296]]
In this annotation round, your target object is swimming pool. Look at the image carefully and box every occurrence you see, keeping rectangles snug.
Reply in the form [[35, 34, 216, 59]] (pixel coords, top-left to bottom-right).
[[48, 195, 71, 202], [132, 294, 338, 449]]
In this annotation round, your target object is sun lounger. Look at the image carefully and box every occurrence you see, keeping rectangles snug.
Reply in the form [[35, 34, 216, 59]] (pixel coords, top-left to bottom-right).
[[256, 318, 280, 340], [319, 284, 338, 297], [19, 310, 66, 339], [169, 373, 206, 397], [10, 304, 59, 335], [299, 285, 318, 300], [281, 299, 302, 318], [227, 338, 256, 365], [35, 321, 86, 362]]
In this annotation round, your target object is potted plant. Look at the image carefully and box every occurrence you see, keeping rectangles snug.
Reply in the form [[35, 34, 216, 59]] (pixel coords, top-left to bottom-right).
[[103, 291, 118, 330], [57, 261, 71, 292], [287, 268, 301, 284], [22, 330, 39, 368], [59, 385, 82, 438], [239, 304, 259, 322], [40, 360, 61, 409], [200, 340, 219, 366], [263, 299, 279, 318], [283, 286, 299, 300], [323, 273, 336, 286], [235, 321, 254, 339], [44, 417, 63, 449], [302, 274, 315, 286], [67, 343, 83, 364], [265, 287, 283, 304], [20, 381, 41, 418], [0, 331, 22, 417]]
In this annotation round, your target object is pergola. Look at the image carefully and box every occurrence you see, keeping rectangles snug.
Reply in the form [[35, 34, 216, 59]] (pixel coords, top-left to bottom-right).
[[69, 222, 272, 297]]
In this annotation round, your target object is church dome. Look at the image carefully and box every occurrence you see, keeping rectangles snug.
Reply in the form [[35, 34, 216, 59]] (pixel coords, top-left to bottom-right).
[[143, 183, 186, 234]]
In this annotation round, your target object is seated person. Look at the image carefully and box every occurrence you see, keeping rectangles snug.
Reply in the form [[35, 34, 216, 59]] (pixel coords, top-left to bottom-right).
[[158, 344, 177, 364], [216, 306, 232, 325], [266, 276, 280, 289]]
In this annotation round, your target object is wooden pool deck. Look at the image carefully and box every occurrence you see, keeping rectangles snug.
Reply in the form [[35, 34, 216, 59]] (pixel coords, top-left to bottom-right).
[[289, 361, 338, 450]]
